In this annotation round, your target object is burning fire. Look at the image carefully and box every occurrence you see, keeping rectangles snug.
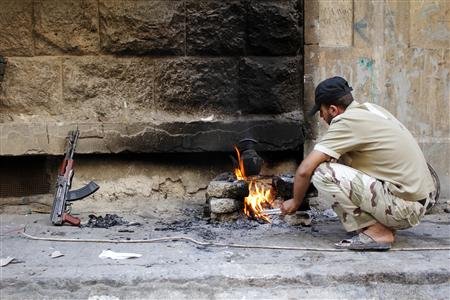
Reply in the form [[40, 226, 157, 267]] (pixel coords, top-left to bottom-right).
[[234, 146, 274, 222], [233, 146, 246, 180], [244, 181, 274, 222]]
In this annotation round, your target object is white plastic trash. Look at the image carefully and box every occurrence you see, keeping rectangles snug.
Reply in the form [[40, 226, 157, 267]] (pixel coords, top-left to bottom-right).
[[99, 250, 142, 260], [50, 251, 64, 258], [0, 257, 14, 267]]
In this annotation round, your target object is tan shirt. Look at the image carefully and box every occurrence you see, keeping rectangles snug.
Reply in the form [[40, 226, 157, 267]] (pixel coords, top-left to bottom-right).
[[314, 101, 434, 201]]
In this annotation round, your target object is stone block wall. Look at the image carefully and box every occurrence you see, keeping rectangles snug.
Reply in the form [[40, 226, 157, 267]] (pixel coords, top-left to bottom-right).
[[304, 0, 449, 198], [0, 0, 304, 155]]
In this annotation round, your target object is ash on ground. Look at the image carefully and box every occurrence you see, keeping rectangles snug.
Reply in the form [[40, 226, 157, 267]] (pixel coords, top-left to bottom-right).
[[84, 214, 128, 228], [151, 206, 321, 242]]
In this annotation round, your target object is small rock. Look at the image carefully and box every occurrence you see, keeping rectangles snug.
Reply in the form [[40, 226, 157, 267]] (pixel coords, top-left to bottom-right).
[[206, 180, 248, 200], [209, 198, 241, 214]]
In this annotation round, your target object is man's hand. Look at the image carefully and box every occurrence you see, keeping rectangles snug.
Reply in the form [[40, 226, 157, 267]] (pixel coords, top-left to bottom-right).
[[280, 198, 300, 215], [280, 150, 330, 215]]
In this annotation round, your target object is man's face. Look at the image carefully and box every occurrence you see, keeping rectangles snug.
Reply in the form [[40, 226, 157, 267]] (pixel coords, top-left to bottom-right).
[[319, 104, 334, 125]]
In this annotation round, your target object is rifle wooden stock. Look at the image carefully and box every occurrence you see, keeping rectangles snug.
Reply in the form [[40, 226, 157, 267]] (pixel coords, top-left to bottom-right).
[[62, 213, 81, 226]]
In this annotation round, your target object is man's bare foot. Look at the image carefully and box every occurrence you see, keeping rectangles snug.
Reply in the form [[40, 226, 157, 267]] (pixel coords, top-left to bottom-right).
[[363, 222, 395, 244]]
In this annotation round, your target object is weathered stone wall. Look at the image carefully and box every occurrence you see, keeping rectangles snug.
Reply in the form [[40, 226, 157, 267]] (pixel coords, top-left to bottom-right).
[[304, 0, 450, 198], [0, 0, 304, 155], [0, 153, 298, 215]]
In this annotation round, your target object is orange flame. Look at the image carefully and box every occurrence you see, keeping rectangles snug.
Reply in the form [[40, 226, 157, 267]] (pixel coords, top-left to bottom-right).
[[234, 145, 246, 180], [243, 181, 274, 222], [233, 145, 274, 222]]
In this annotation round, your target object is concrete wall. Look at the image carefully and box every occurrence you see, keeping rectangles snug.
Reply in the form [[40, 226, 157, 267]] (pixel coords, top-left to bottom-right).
[[304, 0, 449, 198]]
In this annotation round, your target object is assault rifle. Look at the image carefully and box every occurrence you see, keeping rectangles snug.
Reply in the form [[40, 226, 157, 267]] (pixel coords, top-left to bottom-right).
[[50, 130, 99, 226]]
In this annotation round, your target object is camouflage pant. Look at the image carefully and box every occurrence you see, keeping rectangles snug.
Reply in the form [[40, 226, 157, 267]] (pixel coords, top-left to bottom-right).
[[311, 162, 431, 232]]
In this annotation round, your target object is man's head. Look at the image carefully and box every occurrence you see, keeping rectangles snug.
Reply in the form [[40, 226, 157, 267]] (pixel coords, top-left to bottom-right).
[[310, 76, 354, 124]]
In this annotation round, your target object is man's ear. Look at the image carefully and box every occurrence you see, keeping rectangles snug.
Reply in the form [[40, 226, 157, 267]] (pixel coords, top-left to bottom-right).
[[329, 105, 339, 115], [329, 104, 344, 116]]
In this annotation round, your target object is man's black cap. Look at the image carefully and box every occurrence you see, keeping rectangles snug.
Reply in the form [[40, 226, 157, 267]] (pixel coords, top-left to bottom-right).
[[309, 76, 353, 116]]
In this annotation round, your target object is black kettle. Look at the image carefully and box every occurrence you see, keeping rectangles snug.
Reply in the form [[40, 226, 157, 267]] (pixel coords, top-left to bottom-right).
[[236, 138, 264, 177]]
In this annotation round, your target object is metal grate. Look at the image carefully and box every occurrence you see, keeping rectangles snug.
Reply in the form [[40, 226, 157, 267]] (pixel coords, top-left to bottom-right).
[[0, 156, 51, 197]]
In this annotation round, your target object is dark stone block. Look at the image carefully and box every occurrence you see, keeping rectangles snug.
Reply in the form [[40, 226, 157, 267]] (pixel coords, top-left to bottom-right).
[[273, 174, 295, 200], [0, 113, 303, 155], [247, 0, 302, 55], [238, 56, 302, 114], [272, 173, 317, 211], [186, 1, 246, 55], [99, 0, 185, 55], [272, 174, 318, 199], [102, 114, 304, 153], [154, 57, 239, 114]]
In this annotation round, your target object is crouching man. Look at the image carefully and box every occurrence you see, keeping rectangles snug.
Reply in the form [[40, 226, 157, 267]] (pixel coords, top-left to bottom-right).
[[280, 76, 435, 250]]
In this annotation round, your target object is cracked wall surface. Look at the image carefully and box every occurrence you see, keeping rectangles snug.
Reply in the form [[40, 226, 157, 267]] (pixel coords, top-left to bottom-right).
[[0, 154, 298, 214], [304, 0, 450, 198]]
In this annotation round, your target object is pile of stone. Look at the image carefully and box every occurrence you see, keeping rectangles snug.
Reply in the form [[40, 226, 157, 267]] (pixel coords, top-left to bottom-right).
[[204, 172, 316, 222], [205, 173, 248, 221]]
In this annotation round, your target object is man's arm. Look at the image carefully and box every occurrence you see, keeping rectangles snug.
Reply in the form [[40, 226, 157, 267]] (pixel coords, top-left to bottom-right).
[[280, 150, 330, 214]]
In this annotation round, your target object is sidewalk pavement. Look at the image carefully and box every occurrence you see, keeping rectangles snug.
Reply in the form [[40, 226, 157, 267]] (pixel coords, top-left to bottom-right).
[[1, 207, 449, 299]]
